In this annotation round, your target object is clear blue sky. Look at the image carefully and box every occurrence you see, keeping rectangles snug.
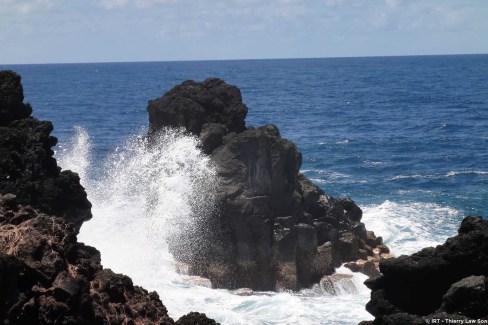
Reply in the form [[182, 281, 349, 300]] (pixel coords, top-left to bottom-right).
[[1, 0, 487, 64]]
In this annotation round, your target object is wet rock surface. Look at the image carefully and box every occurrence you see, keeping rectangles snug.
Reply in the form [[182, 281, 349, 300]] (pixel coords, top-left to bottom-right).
[[363, 216, 488, 324], [148, 78, 389, 290]]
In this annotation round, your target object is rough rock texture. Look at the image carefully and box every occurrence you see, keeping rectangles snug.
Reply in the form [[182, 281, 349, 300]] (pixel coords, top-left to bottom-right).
[[0, 70, 91, 232], [0, 195, 176, 324], [0, 71, 218, 325], [148, 78, 247, 140], [363, 216, 488, 324], [148, 78, 388, 290], [0, 70, 32, 125]]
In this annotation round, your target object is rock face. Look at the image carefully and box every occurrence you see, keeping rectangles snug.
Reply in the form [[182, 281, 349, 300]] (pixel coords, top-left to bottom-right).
[[148, 78, 387, 290], [0, 70, 91, 232], [0, 70, 218, 325], [0, 70, 32, 125], [362, 216, 488, 324], [0, 197, 175, 324]]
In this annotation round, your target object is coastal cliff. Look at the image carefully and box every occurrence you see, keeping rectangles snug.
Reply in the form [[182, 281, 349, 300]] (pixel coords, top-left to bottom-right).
[[147, 78, 391, 291], [0, 70, 217, 324]]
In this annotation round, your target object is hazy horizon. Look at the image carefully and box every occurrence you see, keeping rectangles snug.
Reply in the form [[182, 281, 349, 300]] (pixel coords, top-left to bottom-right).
[[2, 52, 487, 67]]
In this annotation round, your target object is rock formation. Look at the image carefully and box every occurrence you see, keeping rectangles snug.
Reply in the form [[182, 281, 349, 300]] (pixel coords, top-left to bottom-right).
[[361, 216, 488, 324], [0, 70, 218, 324], [0, 70, 91, 232], [147, 78, 388, 291]]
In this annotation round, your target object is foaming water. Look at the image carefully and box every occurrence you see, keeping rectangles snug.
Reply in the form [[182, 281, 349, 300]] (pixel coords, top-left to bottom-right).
[[362, 200, 462, 255], [57, 128, 374, 325]]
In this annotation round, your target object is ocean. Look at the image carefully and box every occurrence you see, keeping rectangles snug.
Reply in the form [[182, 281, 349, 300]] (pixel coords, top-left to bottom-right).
[[2, 54, 487, 324]]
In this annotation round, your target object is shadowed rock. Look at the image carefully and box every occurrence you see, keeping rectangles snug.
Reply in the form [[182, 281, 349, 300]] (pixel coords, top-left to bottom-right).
[[0, 70, 91, 231], [0, 70, 32, 125]]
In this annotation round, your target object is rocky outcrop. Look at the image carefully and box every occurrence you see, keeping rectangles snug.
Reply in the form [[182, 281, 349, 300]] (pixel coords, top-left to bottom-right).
[[0, 70, 218, 324], [362, 216, 488, 324], [0, 70, 91, 232], [148, 78, 388, 291], [0, 70, 32, 125], [0, 196, 175, 324]]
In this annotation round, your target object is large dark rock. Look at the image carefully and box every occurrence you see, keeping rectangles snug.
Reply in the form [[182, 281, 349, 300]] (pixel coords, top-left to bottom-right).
[[147, 78, 247, 138], [363, 216, 488, 324], [0, 71, 91, 231], [148, 78, 387, 290]]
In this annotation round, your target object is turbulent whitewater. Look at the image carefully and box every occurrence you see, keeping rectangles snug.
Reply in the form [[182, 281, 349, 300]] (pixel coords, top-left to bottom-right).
[[55, 127, 462, 325]]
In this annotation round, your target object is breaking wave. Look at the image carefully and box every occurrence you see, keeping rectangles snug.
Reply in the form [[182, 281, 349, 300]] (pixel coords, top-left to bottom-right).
[[56, 126, 462, 324]]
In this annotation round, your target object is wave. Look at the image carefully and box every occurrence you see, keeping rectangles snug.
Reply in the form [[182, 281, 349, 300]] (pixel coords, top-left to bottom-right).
[[363, 160, 383, 166], [317, 139, 350, 145], [446, 170, 488, 177], [56, 127, 374, 324], [389, 170, 488, 181], [362, 200, 462, 256], [388, 174, 429, 181]]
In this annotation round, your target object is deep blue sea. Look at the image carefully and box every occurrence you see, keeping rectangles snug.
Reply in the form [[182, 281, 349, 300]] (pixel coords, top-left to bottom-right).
[[2, 55, 488, 324]]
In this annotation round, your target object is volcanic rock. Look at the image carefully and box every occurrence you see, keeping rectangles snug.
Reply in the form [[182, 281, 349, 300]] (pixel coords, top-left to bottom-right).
[[0, 71, 91, 232], [148, 78, 389, 290], [0, 70, 219, 324], [147, 78, 247, 137], [0, 70, 32, 125], [0, 196, 175, 324], [363, 216, 488, 324]]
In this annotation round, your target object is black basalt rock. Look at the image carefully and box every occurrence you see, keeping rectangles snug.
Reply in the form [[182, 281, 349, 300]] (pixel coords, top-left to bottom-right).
[[147, 78, 248, 137], [148, 78, 388, 291], [363, 216, 488, 324], [0, 70, 91, 232], [0, 70, 32, 125]]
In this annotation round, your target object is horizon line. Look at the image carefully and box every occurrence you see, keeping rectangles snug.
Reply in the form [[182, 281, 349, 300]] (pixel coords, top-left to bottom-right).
[[1, 52, 487, 66]]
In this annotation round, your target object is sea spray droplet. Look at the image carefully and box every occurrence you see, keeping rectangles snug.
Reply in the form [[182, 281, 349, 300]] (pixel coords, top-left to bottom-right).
[[73, 126, 218, 285], [56, 126, 92, 184]]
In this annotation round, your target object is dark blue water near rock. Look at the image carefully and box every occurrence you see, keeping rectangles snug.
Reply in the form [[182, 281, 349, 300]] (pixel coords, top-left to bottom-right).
[[3, 55, 488, 217]]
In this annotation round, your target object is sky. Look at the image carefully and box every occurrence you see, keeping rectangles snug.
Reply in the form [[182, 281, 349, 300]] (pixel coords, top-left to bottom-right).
[[0, 0, 487, 64]]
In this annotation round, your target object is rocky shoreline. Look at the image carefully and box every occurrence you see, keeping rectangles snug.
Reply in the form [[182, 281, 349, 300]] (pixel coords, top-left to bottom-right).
[[2, 70, 487, 324], [0, 70, 217, 324]]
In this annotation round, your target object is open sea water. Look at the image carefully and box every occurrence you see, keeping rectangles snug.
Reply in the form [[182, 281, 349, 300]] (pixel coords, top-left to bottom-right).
[[2, 55, 488, 324]]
